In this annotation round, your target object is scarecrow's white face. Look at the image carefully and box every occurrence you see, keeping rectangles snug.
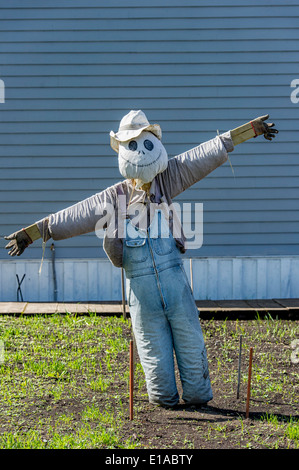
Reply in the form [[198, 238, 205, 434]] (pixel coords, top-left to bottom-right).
[[118, 131, 168, 186]]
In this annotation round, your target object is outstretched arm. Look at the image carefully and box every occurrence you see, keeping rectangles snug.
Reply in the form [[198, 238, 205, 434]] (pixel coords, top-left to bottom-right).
[[5, 188, 117, 257], [163, 114, 278, 198]]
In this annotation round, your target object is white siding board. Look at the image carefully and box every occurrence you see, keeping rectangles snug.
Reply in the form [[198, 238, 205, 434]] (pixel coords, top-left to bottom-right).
[[232, 258, 243, 300], [257, 258, 267, 299], [198, 259, 209, 300], [97, 259, 113, 301], [218, 259, 233, 300], [266, 259, 281, 298], [63, 261, 74, 301], [87, 260, 99, 301], [39, 261, 50, 302], [1, 261, 15, 301], [290, 259, 299, 297], [73, 261, 88, 302], [207, 258, 218, 300], [281, 258, 292, 298], [55, 261, 64, 302]]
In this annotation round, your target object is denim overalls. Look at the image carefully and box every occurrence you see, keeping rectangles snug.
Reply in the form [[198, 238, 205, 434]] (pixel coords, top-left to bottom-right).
[[121, 194, 213, 407]]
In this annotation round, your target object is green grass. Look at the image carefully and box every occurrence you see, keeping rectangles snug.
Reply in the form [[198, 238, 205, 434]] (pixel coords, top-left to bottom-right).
[[0, 312, 298, 449], [205, 314, 298, 403], [0, 313, 139, 449]]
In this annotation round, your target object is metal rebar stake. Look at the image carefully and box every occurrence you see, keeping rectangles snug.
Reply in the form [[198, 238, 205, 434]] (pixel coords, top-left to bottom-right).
[[129, 339, 134, 420], [237, 334, 243, 399], [246, 347, 253, 419]]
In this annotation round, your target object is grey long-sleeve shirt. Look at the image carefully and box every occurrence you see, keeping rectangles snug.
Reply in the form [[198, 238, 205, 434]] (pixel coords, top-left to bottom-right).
[[37, 131, 234, 267]]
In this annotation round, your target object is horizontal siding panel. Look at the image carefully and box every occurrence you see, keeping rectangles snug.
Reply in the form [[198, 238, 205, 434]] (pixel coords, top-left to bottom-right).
[[0, 18, 298, 31], [0, 135, 292, 150], [0, 97, 294, 110], [1, 64, 298, 76], [0, 151, 297, 162], [1, 30, 299, 42], [0, 131, 295, 146], [0, 143, 297, 158], [1, 198, 299, 214], [2, 221, 298, 235], [1, 5, 299, 19], [2, 244, 299, 261], [2, 0, 299, 8], [166, 197, 299, 211], [2, 220, 299, 235], [0, 142, 296, 155], [2, 40, 299, 54], [0, 134, 296, 149], [1, 187, 299, 202], [2, 109, 297, 122], [188, 175, 299, 189], [199, 210, 299, 223], [2, 75, 297, 87], [2, 85, 294, 99], [0, 167, 298, 188], [0, 168, 117, 179], [0, 179, 119, 191], [1, 176, 299, 193], [1, 231, 299, 248], [1, 118, 296, 133], [203, 233, 299, 244], [1, 52, 299, 65], [1, 164, 299, 180], [203, 221, 299, 234], [2, 209, 299, 226]]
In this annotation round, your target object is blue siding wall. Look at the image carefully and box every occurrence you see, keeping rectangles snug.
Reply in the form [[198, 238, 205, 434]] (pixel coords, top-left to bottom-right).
[[0, 0, 299, 262]]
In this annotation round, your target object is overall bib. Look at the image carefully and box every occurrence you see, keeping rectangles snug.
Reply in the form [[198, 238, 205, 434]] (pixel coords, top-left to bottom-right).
[[122, 204, 213, 407]]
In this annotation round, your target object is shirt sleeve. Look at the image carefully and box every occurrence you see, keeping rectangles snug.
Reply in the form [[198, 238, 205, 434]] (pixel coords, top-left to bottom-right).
[[36, 186, 116, 241], [161, 131, 234, 199]]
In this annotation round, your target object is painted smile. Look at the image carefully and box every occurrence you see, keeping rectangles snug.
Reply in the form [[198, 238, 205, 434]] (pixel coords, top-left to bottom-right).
[[120, 149, 162, 168]]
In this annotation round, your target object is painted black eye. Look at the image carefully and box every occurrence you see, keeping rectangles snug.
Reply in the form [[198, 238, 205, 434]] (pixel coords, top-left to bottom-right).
[[144, 139, 154, 151], [128, 140, 137, 151]]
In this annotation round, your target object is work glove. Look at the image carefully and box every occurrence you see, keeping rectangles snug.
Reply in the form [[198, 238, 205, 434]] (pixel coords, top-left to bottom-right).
[[4, 229, 33, 257], [251, 115, 279, 141]]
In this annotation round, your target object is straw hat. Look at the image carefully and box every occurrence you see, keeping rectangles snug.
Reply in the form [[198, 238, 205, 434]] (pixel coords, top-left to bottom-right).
[[109, 110, 162, 153]]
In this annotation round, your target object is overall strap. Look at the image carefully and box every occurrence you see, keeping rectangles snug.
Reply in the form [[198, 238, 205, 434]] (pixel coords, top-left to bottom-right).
[[116, 183, 128, 221]]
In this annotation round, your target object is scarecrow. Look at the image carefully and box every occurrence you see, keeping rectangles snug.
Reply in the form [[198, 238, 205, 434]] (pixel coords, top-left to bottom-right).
[[5, 110, 278, 407]]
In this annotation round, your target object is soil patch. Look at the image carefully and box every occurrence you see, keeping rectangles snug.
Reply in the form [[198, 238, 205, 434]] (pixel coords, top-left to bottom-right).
[[0, 314, 298, 450]]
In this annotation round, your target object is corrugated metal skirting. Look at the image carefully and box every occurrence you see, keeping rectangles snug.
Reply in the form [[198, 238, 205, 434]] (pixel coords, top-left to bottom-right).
[[1, 256, 298, 303]]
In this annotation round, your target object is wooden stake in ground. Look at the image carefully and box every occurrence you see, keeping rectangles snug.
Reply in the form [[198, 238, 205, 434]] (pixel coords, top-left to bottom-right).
[[246, 347, 253, 419], [129, 339, 134, 420]]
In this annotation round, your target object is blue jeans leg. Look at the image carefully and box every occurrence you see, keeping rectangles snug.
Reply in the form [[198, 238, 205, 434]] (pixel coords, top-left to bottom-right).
[[160, 265, 213, 404], [127, 276, 180, 407], [171, 318, 213, 404]]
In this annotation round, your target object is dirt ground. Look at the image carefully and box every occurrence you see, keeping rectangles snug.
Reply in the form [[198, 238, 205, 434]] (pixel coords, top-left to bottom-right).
[[118, 315, 299, 450], [0, 312, 298, 451]]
